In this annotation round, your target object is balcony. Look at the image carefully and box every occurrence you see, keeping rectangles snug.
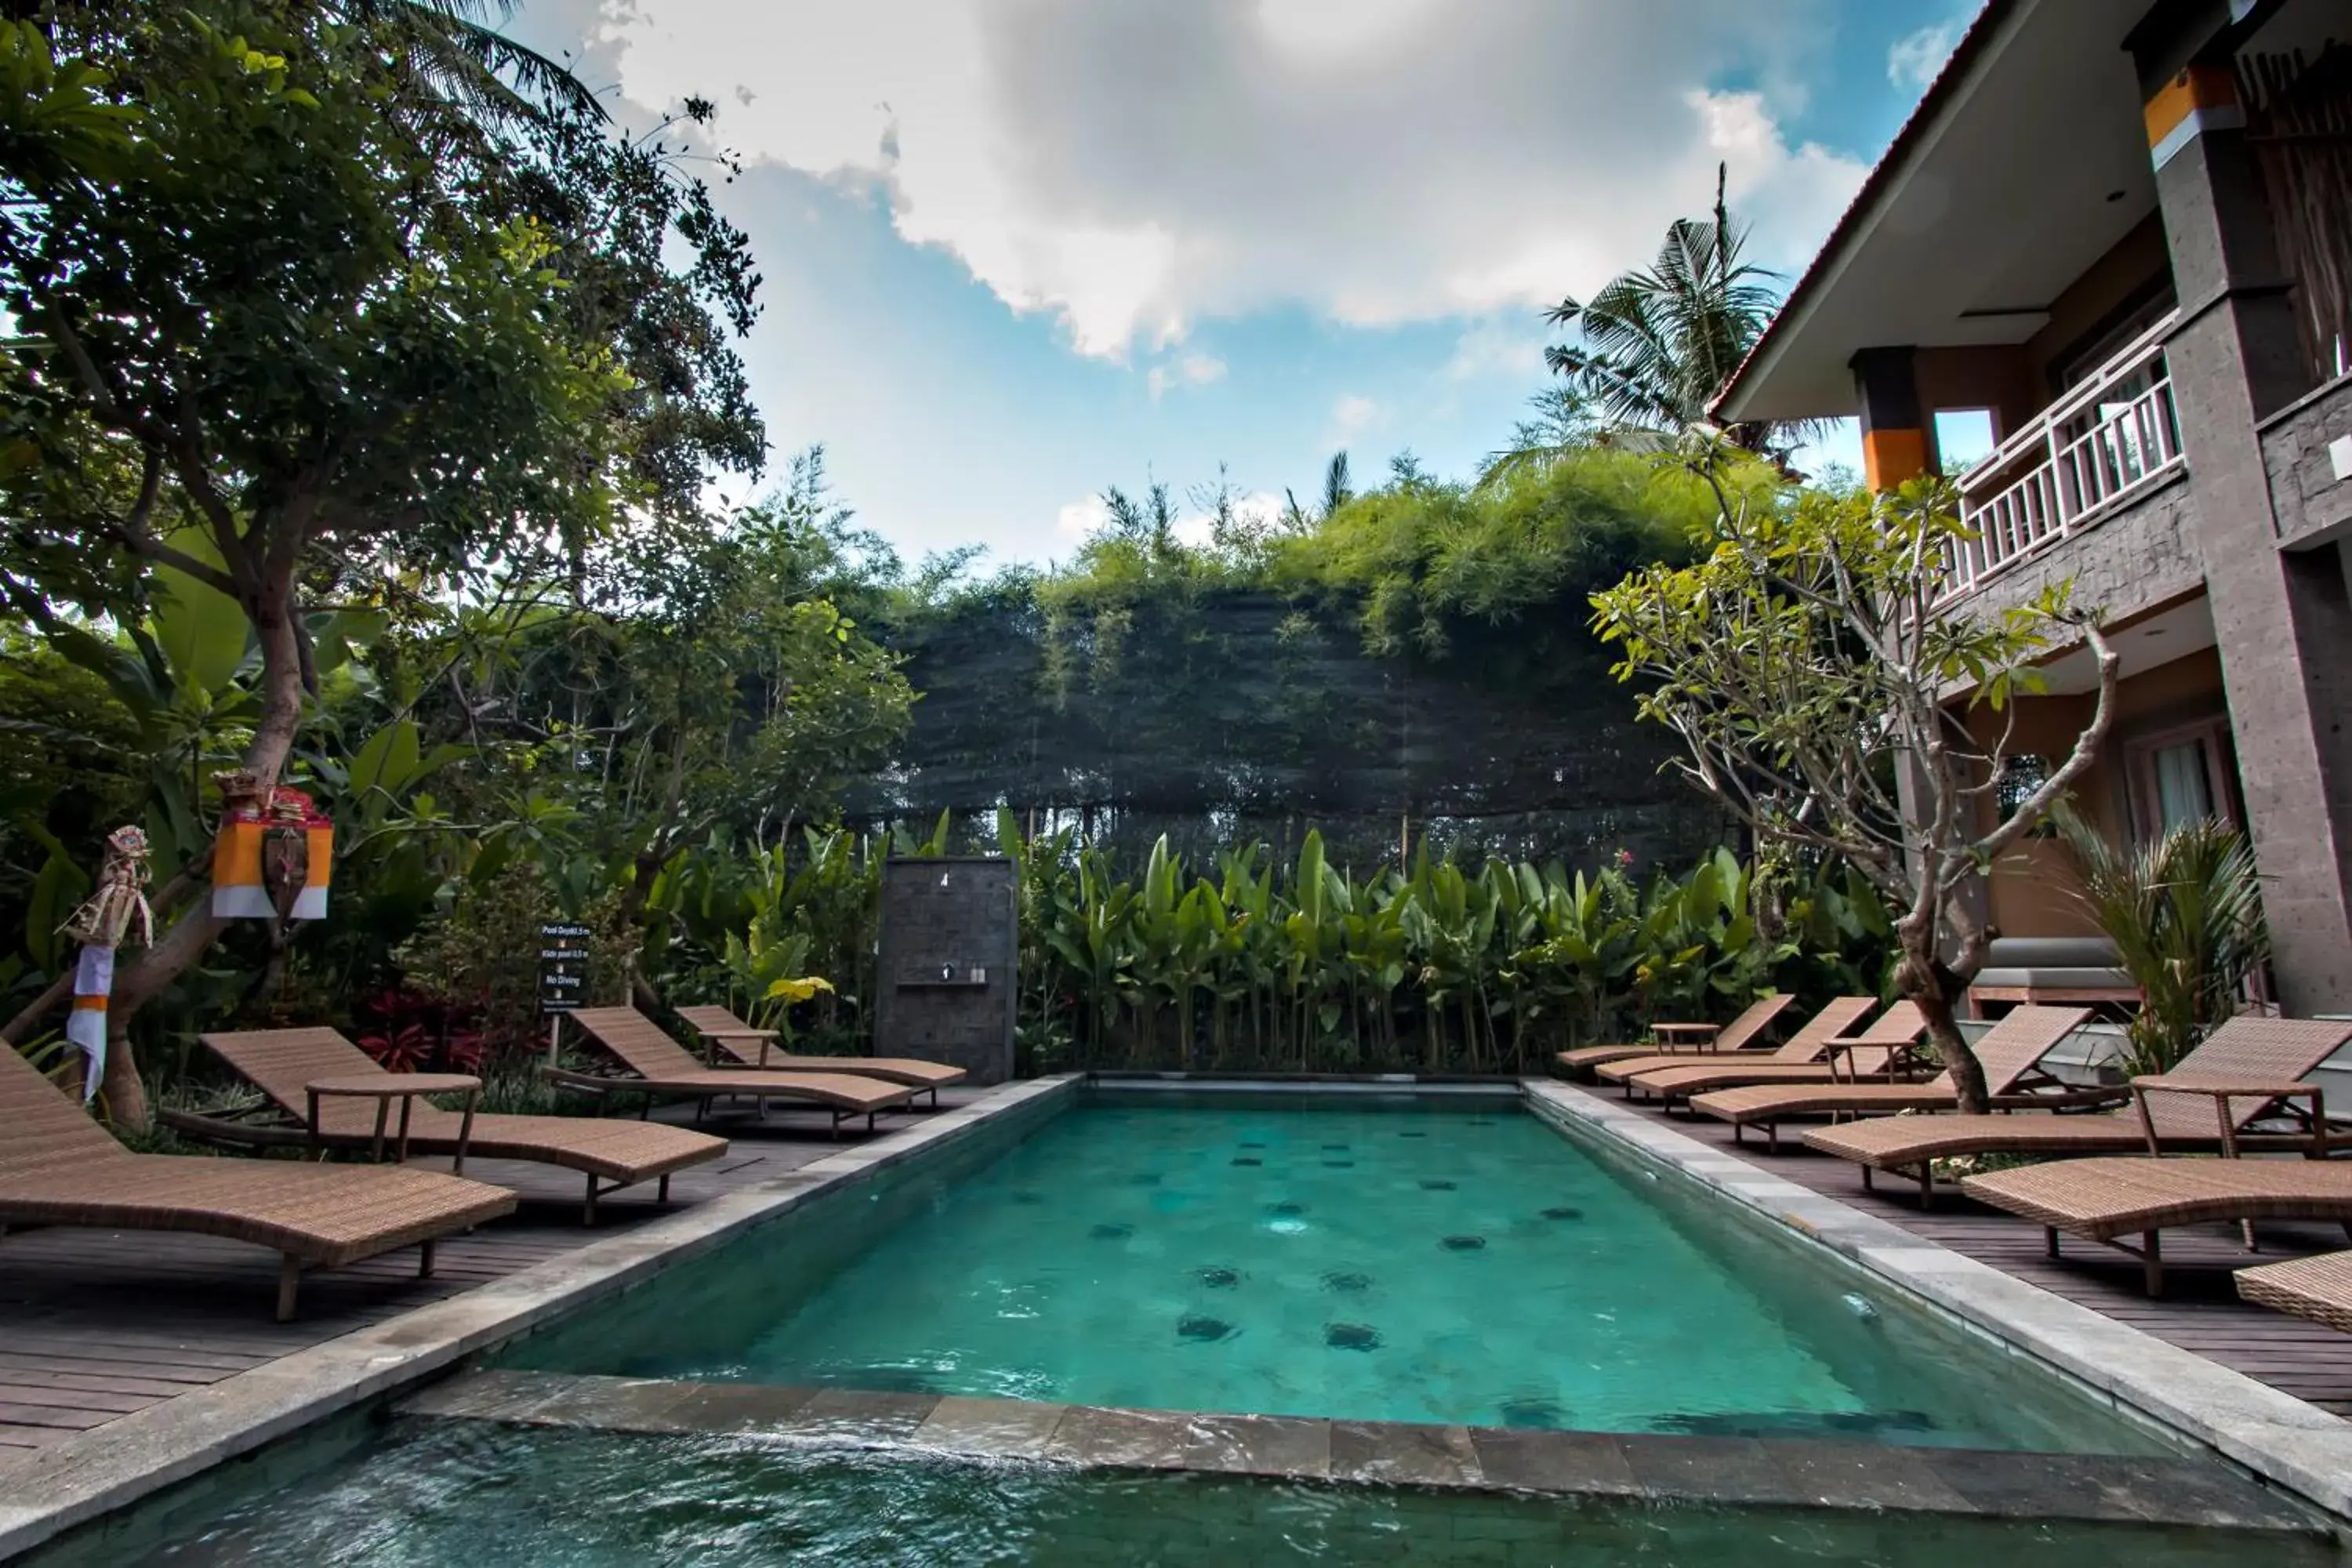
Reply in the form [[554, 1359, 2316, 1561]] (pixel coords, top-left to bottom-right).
[[1941, 312, 2187, 603]]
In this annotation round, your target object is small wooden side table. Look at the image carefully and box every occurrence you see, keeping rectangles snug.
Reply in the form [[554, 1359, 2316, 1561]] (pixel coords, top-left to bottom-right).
[[2129, 1074, 2323, 1160], [699, 1026, 779, 1069], [1650, 1022, 1722, 1054], [306, 1073, 482, 1172]]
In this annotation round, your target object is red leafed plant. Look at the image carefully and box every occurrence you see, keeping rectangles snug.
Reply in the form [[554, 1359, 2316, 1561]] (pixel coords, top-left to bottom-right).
[[355, 986, 489, 1075]]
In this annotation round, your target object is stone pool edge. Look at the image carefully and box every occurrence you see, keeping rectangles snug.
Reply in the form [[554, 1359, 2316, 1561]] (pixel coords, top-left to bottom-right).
[[0, 1075, 1081, 1563], [1522, 1079, 2352, 1524]]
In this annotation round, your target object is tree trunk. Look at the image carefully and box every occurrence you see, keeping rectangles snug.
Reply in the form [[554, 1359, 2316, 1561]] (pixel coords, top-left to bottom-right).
[[1896, 943, 1987, 1113], [97, 578, 307, 1131]]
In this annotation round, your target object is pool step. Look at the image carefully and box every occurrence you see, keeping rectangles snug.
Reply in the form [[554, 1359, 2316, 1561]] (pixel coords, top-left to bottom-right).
[[397, 1370, 2323, 1537]]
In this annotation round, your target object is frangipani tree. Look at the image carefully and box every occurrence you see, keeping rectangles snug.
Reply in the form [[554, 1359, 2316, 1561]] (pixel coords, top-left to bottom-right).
[[1590, 438, 2118, 1112]]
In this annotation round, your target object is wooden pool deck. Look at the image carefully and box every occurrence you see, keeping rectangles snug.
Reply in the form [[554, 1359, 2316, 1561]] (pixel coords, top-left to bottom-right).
[[4, 1080, 2349, 1463], [0, 1091, 989, 1457], [1564, 1081, 2352, 1418]]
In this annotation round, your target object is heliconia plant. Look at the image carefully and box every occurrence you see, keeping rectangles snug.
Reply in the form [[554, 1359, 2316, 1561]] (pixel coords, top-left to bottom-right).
[[645, 817, 1897, 1076]]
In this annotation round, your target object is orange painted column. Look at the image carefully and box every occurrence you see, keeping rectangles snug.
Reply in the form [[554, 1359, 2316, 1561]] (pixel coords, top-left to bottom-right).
[[1849, 345, 1938, 492]]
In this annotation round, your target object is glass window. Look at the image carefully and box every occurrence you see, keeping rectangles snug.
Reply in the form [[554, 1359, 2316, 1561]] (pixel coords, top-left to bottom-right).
[[2151, 739, 2216, 830]]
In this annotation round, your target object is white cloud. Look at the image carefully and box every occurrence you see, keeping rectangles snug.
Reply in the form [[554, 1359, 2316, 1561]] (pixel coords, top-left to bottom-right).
[[1888, 20, 1961, 90], [604, 2, 1865, 360], [1443, 318, 1548, 383], [1147, 350, 1228, 400], [1330, 394, 1381, 441], [1055, 493, 1112, 539]]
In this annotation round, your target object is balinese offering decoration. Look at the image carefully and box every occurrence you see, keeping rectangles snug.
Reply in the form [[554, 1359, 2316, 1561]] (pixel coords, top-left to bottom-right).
[[212, 775, 332, 920], [59, 825, 154, 1103]]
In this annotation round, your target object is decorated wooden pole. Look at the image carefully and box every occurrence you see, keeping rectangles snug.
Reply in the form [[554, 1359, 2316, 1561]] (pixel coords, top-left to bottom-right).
[[58, 826, 155, 1103]]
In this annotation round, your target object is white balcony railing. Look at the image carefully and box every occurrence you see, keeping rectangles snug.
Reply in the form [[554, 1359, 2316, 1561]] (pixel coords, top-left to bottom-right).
[[1940, 310, 2186, 602]]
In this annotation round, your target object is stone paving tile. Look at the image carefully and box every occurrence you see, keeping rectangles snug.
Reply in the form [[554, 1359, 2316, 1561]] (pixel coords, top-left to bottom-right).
[[1464, 1428, 1642, 1497], [786, 1388, 939, 1441], [396, 1368, 554, 1421], [1040, 1405, 1193, 1469], [655, 1380, 821, 1435], [1180, 1412, 1332, 1479], [912, 1396, 1069, 1459], [1616, 1433, 1792, 1505], [1918, 1450, 2310, 1532], [525, 1375, 702, 1434], [1327, 1421, 1483, 1488], [1769, 1441, 1976, 1515]]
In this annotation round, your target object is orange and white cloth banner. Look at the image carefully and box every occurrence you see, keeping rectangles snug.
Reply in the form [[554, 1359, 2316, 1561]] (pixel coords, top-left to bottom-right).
[[212, 793, 333, 920], [67, 946, 112, 1103]]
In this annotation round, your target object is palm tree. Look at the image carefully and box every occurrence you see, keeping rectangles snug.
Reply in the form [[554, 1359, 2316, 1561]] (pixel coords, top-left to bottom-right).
[[1534, 164, 1809, 466], [1282, 451, 1352, 530], [342, 0, 608, 126]]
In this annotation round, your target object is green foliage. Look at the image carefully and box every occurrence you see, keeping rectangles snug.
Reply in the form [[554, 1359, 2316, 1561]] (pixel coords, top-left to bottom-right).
[[862, 448, 1729, 870], [2056, 811, 2269, 1075], [393, 860, 637, 1057], [1589, 437, 2122, 1113]]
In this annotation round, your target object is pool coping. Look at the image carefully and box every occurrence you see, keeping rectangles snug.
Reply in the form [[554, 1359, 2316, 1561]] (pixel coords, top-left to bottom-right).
[[0, 1075, 1082, 1563], [383, 1367, 2323, 1537], [1522, 1079, 2352, 1524]]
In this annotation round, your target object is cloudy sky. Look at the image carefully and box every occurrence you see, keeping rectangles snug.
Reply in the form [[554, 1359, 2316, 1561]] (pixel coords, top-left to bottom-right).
[[510, 2, 1983, 568]]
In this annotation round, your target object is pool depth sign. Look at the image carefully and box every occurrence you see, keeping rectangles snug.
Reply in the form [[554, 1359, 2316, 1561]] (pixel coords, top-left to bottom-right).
[[539, 923, 590, 1014]]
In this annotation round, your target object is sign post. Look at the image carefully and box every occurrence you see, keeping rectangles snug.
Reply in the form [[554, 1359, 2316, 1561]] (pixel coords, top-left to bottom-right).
[[539, 922, 590, 1064]]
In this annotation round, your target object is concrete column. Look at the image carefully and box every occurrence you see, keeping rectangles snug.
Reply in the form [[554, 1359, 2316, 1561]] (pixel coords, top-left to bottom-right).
[[2136, 38, 2352, 1009], [1851, 346, 1940, 492]]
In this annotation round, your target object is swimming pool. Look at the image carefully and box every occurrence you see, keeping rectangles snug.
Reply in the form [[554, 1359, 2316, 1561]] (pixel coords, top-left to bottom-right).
[[501, 1088, 2164, 1454]]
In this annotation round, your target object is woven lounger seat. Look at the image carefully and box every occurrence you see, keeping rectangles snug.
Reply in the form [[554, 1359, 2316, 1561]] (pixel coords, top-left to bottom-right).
[[1962, 1157, 2352, 1295], [1802, 1018, 2352, 1203], [1555, 994, 1796, 1076], [0, 1045, 514, 1319], [1615, 1012, 1933, 1105], [1610, 1003, 1928, 1098], [564, 1008, 918, 1136], [1685, 1006, 2093, 1151], [2238, 1250, 2352, 1334], [676, 1004, 967, 1104], [194, 1029, 729, 1223], [1592, 997, 1881, 1087]]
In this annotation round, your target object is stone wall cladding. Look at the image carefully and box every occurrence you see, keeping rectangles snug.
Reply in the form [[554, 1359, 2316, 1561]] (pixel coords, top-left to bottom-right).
[[2260, 373, 2352, 549], [873, 857, 1018, 1084], [1951, 474, 2204, 628]]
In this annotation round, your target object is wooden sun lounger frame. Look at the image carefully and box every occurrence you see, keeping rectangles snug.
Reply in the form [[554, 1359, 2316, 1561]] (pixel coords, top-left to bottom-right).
[[1684, 1005, 2097, 1152], [1554, 994, 1795, 1076], [559, 1008, 920, 1138], [0, 1047, 515, 1319], [2238, 1250, 2352, 1333], [1592, 996, 1882, 1091], [1960, 1127, 2352, 1295], [172, 1029, 731, 1224], [1801, 1017, 2352, 1205], [673, 1003, 965, 1106]]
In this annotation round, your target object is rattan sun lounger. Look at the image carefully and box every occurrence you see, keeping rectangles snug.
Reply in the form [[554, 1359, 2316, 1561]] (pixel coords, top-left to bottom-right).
[[1802, 1017, 2352, 1203], [1591, 996, 1878, 1087], [2238, 1250, 2352, 1333], [675, 1004, 967, 1105], [561, 1008, 918, 1136], [1606, 1001, 1927, 1098], [183, 1029, 729, 1223], [1555, 994, 1795, 1076], [1685, 1005, 2096, 1151], [0, 1044, 515, 1319], [1962, 1156, 2352, 1295]]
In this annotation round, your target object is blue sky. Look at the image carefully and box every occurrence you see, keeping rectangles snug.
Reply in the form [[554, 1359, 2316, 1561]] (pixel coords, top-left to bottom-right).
[[513, 2, 1984, 568]]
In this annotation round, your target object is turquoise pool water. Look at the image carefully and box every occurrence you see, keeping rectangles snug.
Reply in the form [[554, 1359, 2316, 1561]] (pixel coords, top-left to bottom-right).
[[507, 1091, 2162, 1453], [33, 1417, 2320, 1568]]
